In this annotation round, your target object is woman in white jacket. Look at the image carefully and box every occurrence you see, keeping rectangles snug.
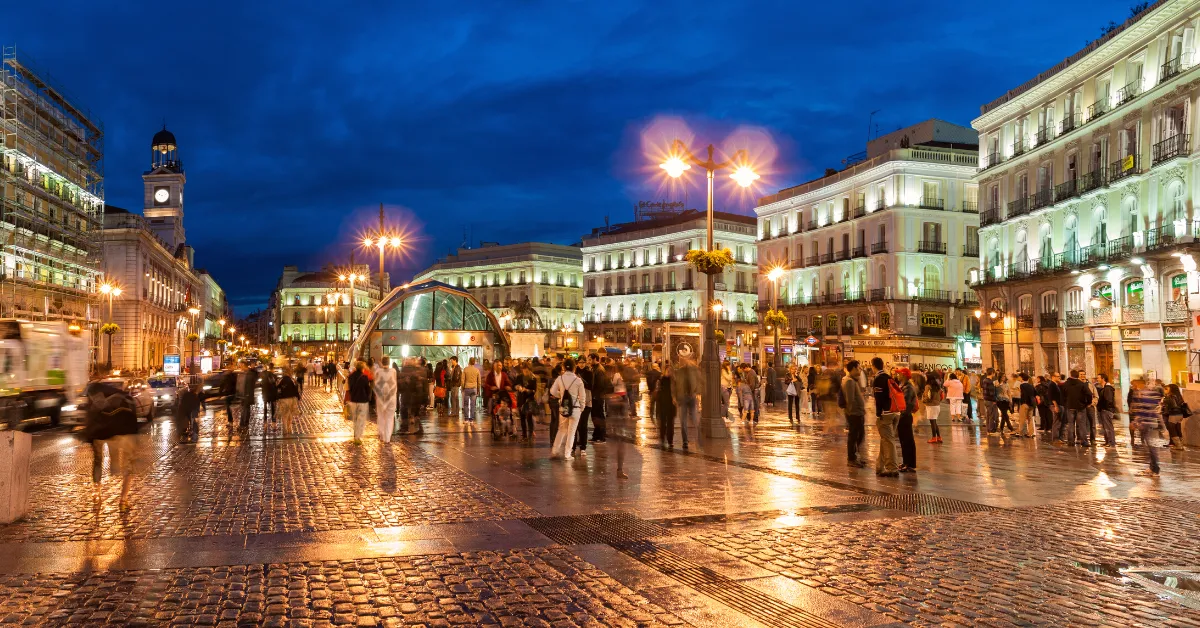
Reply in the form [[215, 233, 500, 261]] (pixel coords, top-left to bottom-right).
[[373, 356, 398, 443]]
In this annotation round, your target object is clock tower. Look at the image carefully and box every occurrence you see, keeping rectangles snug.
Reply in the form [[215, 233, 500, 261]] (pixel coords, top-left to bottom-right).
[[143, 126, 187, 251]]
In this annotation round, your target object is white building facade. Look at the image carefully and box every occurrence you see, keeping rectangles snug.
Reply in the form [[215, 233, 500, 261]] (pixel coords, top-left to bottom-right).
[[412, 241, 583, 352], [271, 264, 382, 359], [972, 0, 1200, 393], [756, 120, 981, 370], [581, 210, 760, 359]]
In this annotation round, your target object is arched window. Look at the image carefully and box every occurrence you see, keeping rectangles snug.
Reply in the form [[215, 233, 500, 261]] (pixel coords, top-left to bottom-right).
[[605, 304, 612, 321], [841, 271, 850, 293], [876, 264, 886, 290], [655, 301, 663, 319], [642, 301, 650, 319], [1169, 181, 1186, 223], [735, 302, 745, 321], [1038, 223, 1053, 262], [1065, 287, 1083, 312], [988, 238, 1001, 270], [1017, 294, 1032, 315], [923, 265, 941, 292], [1040, 291, 1058, 314], [1014, 230, 1029, 267], [812, 315, 822, 332], [668, 300, 676, 319], [1093, 206, 1108, 244], [825, 275, 833, 298], [1064, 215, 1079, 261], [810, 276, 819, 300], [1123, 279, 1144, 306], [686, 297, 694, 318], [1123, 196, 1138, 235]]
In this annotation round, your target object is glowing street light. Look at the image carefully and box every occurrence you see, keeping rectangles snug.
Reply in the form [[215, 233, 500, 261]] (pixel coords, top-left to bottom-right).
[[730, 165, 761, 188], [659, 156, 691, 178], [360, 203, 407, 296]]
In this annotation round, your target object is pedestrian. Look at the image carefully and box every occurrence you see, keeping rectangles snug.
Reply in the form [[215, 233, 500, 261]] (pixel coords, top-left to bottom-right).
[[1164, 383, 1188, 449], [515, 363, 538, 440], [656, 362, 677, 447], [980, 367, 998, 433], [896, 368, 918, 472], [738, 363, 760, 424], [1049, 373, 1067, 442], [548, 359, 563, 443], [462, 356, 482, 421], [962, 369, 975, 424], [276, 367, 300, 435], [374, 356, 398, 443], [295, 361, 306, 397], [1129, 377, 1166, 477], [422, 357, 435, 409], [346, 360, 372, 444], [447, 356, 463, 417], [484, 359, 512, 436], [1017, 373, 1038, 437], [765, 360, 778, 407], [719, 362, 733, 419], [998, 374, 1018, 434], [807, 365, 820, 419], [672, 357, 701, 450], [84, 383, 140, 509], [646, 361, 662, 420], [1061, 369, 1093, 447], [945, 373, 964, 422], [260, 368, 278, 426], [841, 360, 868, 467], [1096, 373, 1117, 446], [549, 358, 586, 460], [786, 366, 802, 425], [870, 357, 899, 477], [174, 379, 202, 443], [220, 366, 239, 426], [239, 364, 259, 429], [590, 357, 610, 443], [922, 375, 943, 443]]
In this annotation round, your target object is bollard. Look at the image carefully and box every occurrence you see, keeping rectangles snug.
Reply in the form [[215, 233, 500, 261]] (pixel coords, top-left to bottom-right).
[[0, 430, 31, 524]]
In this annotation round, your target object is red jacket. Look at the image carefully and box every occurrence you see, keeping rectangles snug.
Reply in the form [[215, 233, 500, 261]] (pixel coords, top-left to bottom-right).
[[483, 370, 510, 398]]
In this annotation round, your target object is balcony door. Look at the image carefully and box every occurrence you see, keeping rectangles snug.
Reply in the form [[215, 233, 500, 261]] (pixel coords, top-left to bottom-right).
[[922, 222, 941, 245]]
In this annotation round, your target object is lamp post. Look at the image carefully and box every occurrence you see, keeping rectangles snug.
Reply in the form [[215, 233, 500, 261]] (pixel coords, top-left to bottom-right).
[[188, 306, 200, 374], [659, 141, 759, 438], [218, 318, 227, 357], [338, 273, 363, 354], [362, 203, 405, 296], [99, 282, 122, 370], [767, 266, 785, 366], [631, 318, 644, 356]]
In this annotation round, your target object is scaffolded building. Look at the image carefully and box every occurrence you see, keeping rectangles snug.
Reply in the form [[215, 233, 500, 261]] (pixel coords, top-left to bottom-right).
[[0, 46, 104, 331]]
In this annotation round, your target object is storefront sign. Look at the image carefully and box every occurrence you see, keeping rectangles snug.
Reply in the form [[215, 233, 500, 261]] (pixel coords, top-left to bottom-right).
[[1171, 273, 1188, 301], [849, 338, 952, 350], [1167, 342, 1189, 352], [163, 354, 180, 376], [1165, 326, 1188, 340], [1091, 328, 1112, 341], [805, 335, 819, 346], [1121, 327, 1141, 340], [920, 312, 945, 328], [962, 341, 982, 365]]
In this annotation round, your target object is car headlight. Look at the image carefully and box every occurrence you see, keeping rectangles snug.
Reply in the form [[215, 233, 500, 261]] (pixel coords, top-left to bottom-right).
[[202, 385, 211, 390], [62, 404, 78, 412]]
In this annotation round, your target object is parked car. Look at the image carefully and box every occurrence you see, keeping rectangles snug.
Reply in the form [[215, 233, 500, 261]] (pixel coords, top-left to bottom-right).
[[62, 377, 155, 425], [198, 370, 228, 401]]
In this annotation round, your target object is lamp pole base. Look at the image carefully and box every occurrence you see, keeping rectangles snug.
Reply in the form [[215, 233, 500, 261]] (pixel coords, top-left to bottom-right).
[[700, 337, 728, 439]]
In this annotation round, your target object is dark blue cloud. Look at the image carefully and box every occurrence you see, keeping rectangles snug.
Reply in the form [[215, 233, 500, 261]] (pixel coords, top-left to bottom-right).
[[0, 0, 1133, 312]]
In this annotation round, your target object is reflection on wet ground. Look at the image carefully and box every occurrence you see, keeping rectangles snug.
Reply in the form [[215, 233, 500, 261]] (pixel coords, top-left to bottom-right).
[[4, 385, 1200, 626]]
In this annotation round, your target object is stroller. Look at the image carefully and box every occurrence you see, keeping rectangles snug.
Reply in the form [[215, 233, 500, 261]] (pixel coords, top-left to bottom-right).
[[490, 391, 518, 438]]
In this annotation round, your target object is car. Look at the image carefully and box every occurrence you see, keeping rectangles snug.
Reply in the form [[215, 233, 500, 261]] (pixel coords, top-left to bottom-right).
[[62, 377, 155, 425], [148, 376, 178, 411], [198, 370, 229, 401]]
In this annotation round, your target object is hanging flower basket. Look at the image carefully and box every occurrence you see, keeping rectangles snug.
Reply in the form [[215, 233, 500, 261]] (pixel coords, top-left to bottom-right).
[[100, 323, 120, 336], [186, 333, 199, 342], [686, 248, 736, 275], [764, 309, 788, 330], [714, 329, 725, 344]]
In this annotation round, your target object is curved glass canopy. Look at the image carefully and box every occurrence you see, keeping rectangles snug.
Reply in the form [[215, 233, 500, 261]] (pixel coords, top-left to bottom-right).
[[349, 280, 508, 363]]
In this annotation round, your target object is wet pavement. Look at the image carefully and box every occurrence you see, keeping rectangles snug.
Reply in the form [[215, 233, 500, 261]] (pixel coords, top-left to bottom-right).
[[2, 385, 1199, 626]]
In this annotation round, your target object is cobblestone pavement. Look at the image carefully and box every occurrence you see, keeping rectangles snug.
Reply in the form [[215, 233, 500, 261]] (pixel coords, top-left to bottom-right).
[[5, 384, 1200, 626], [693, 497, 1200, 627], [0, 547, 684, 627]]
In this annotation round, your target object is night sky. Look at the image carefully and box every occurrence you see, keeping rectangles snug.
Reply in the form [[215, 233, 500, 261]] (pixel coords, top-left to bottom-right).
[[2, 0, 1137, 313]]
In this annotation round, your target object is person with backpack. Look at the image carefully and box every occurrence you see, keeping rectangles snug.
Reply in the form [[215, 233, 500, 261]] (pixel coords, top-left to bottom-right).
[[842, 360, 868, 468], [870, 357, 899, 477], [922, 375, 943, 443], [549, 358, 586, 460], [895, 368, 918, 472], [275, 367, 301, 436]]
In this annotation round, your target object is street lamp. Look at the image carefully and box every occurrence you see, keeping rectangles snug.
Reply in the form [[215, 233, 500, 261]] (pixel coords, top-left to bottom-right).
[[338, 273, 364, 350], [659, 140, 759, 439], [218, 318, 227, 357], [766, 265, 785, 366], [99, 282, 122, 369], [631, 318, 644, 354], [188, 306, 200, 374], [361, 203, 407, 296]]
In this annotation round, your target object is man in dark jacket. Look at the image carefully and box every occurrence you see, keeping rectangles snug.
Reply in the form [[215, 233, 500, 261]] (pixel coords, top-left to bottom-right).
[[220, 368, 239, 426], [346, 361, 373, 443], [645, 362, 662, 419], [870, 357, 898, 476], [239, 365, 259, 429], [174, 380, 202, 442], [1096, 374, 1117, 446], [979, 367, 998, 433], [1017, 374, 1038, 437], [260, 369, 278, 424], [86, 383, 139, 508], [590, 357, 611, 442], [1060, 369, 1092, 447], [1048, 373, 1067, 443]]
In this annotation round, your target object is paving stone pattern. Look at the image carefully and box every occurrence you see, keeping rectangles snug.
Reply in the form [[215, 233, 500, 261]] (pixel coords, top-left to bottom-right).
[[3, 441, 538, 542], [0, 547, 684, 627], [693, 498, 1200, 627]]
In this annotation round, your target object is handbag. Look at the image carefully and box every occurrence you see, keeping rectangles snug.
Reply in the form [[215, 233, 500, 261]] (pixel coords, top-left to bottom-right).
[[434, 386, 447, 399], [786, 381, 797, 396]]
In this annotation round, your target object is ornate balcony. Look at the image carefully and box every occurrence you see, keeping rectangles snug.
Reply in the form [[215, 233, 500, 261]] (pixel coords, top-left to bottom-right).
[[1054, 178, 1078, 203], [1017, 314, 1034, 329], [1059, 111, 1080, 135], [1108, 154, 1140, 182], [963, 243, 979, 257], [1065, 310, 1085, 327], [871, 240, 888, 254], [1078, 170, 1105, 194], [1039, 312, 1059, 328], [1092, 305, 1112, 324], [1116, 79, 1141, 106], [918, 196, 945, 210], [962, 200, 978, 213], [1124, 302, 1144, 323], [1087, 99, 1109, 122], [851, 245, 866, 258], [1152, 133, 1190, 165], [1031, 188, 1053, 210], [911, 289, 952, 303], [981, 152, 1002, 169], [1162, 55, 1185, 82], [1007, 195, 1031, 218], [917, 240, 946, 254], [981, 208, 1001, 227]]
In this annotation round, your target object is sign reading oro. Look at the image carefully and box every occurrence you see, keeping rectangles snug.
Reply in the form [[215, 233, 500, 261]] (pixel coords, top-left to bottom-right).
[[920, 312, 945, 329]]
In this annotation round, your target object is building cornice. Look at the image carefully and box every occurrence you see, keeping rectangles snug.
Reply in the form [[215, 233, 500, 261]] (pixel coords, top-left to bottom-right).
[[756, 156, 977, 215]]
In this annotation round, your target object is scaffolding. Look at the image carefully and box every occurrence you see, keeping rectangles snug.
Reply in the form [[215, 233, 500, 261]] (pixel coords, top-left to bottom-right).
[[0, 45, 104, 326]]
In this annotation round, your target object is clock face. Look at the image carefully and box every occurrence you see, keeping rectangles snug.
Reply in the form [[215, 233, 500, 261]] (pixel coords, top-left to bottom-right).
[[154, 188, 170, 204]]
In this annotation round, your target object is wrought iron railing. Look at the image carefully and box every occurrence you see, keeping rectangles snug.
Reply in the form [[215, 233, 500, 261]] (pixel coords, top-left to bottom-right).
[[1054, 178, 1078, 202], [1078, 169, 1105, 194], [805, 255, 819, 267], [851, 245, 866, 258], [982, 152, 1002, 169], [1092, 305, 1112, 324], [1124, 302, 1144, 323], [962, 200, 978, 213], [1108, 154, 1139, 182], [1065, 310, 1084, 327], [1032, 188, 1053, 210], [1011, 138, 1027, 156], [1059, 111, 1080, 135], [1161, 55, 1184, 82], [963, 244, 979, 257], [820, 252, 833, 264], [911, 289, 953, 303], [981, 208, 1001, 227], [1008, 195, 1031, 217], [871, 240, 888, 254], [1087, 99, 1109, 122], [1116, 79, 1141, 105], [1036, 127, 1053, 145], [1039, 312, 1059, 328], [917, 240, 946, 254], [919, 196, 945, 210], [1017, 314, 1034, 329], [1152, 133, 1190, 165], [869, 288, 887, 301]]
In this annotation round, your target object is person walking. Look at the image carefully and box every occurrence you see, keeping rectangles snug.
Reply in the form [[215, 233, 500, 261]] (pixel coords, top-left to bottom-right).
[[1096, 374, 1117, 447], [980, 367, 998, 434], [83, 382, 140, 509], [962, 369, 975, 424], [655, 362, 677, 448], [462, 357, 482, 421], [672, 358, 701, 450], [374, 356, 398, 443], [515, 363, 538, 440], [590, 358, 611, 443], [870, 357, 899, 477], [719, 362, 734, 419], [1061, 369, 1093, 447], [922, 376, 943, 443], [346, 361, 372, 444], [276, 367, 300, 436], [645, 361, 662, 420], [1017, 373, 1037, 437], [239, 364, 259, 430], [447, 356, 463, 418], [220, 366, 239, 427], [786, 366, 802, 425], [738, 363, 760, 424], [945, 373, 964, 422], [174, 379, 202, 443], [842, 360, 868, 468], [1130, 377, 1166, 477], [260, 368, 278, 426], [294, 362, 306, 397], [896, 368, 918, 472], [1164, 383, 1188, 449], [549, 359, 586, 460]]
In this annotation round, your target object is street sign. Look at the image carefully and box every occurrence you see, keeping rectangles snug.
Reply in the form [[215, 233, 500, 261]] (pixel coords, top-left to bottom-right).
[[163, 354, 181, 376], [805, 335, 819, 346]]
